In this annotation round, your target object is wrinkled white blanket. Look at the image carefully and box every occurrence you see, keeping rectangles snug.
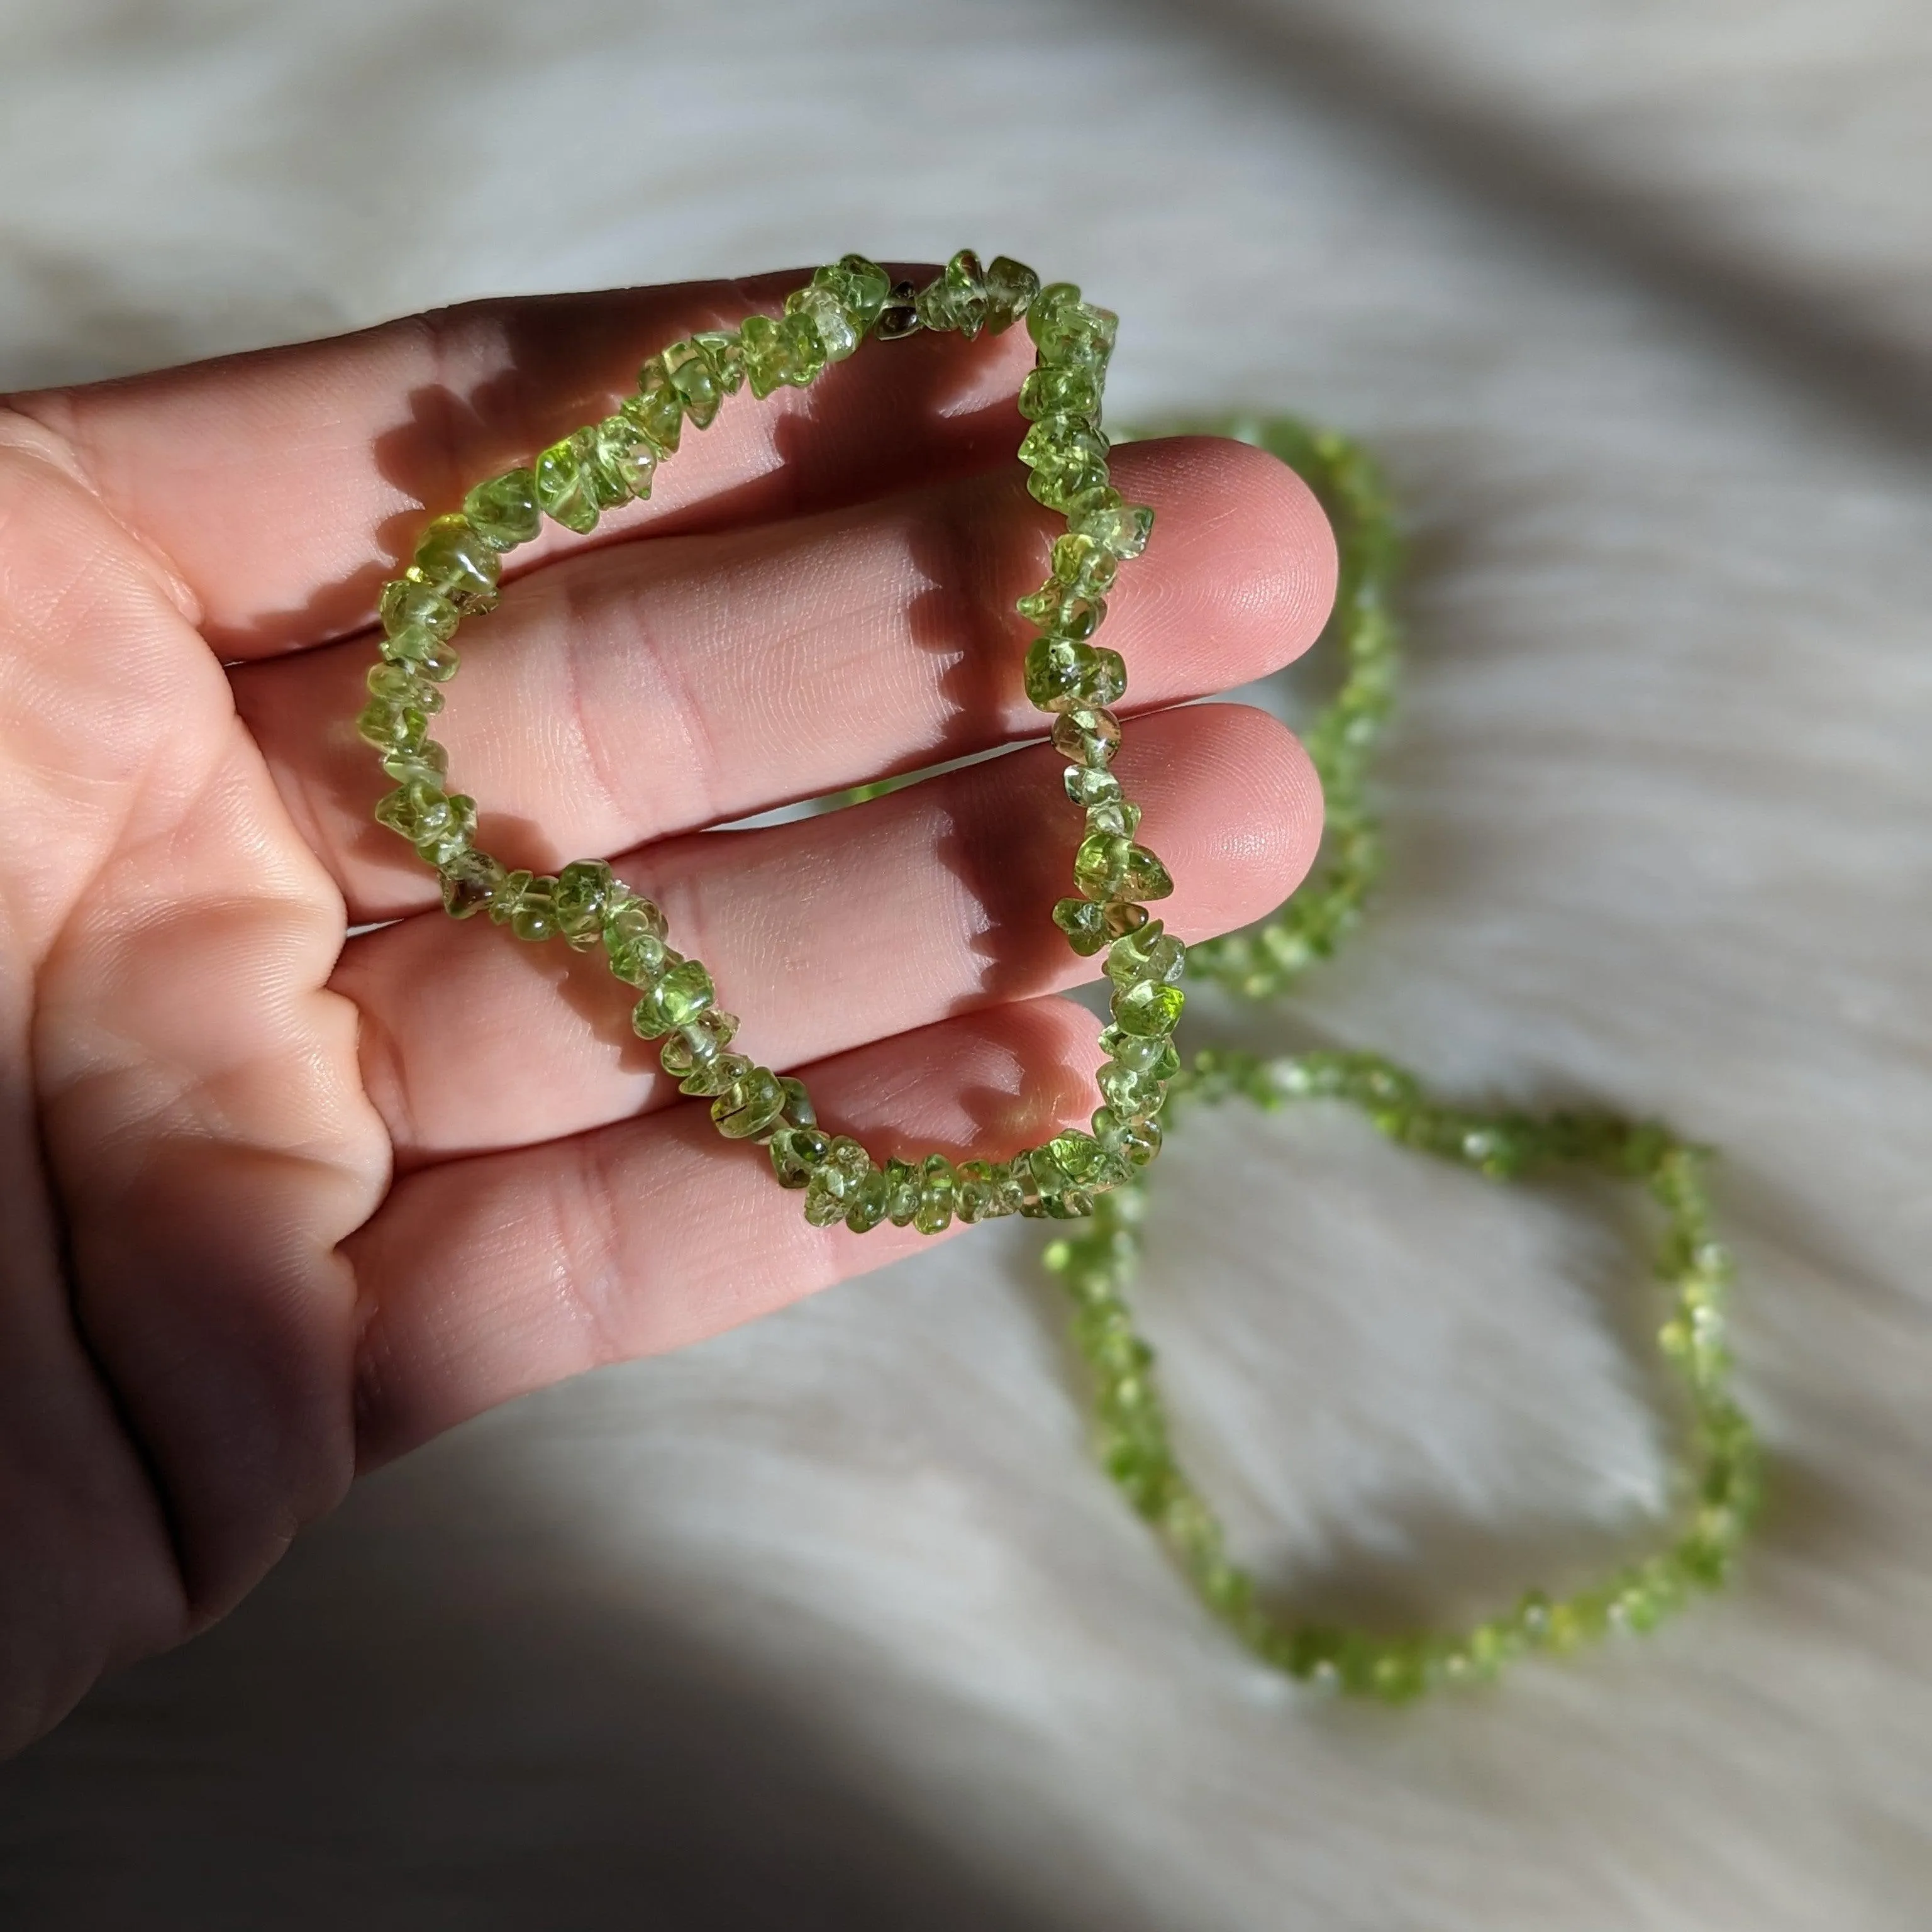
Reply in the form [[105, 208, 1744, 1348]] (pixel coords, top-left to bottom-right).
[[3, 3, 1928, 1926]]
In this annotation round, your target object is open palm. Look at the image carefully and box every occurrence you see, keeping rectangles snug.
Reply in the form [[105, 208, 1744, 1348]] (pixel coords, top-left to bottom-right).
[[0, 271, 1332, 1754]]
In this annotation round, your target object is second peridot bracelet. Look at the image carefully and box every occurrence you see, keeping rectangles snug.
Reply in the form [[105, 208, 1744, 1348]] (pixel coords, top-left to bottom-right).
[[357, 251, 1182, 1233]]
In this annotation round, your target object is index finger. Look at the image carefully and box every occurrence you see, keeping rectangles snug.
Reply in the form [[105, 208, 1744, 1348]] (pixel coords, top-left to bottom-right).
[[3, 269, 1034, 659]]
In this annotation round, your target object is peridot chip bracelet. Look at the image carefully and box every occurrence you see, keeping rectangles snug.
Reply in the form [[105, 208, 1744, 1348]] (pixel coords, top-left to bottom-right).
[[358, 252, 1175, 1233], [357, 252, 1761, 1697]]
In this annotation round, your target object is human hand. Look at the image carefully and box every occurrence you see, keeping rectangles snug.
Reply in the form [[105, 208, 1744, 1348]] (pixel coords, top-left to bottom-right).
[[0, 271, 1333, 1753]]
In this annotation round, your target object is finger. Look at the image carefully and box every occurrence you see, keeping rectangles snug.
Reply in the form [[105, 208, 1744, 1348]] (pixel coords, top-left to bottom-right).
[[338, 702, 1317, 1165], [348, 993, 1101, 1465], [8, 271, 1036, 658], [240, 435, 1336, 921]]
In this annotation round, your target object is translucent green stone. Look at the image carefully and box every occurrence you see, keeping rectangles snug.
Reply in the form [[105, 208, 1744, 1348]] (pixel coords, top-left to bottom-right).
[[714, 1065, 787, 1139], [1018, 365, 1101, 423], [379, 578, 458, 642], [381, 623, 459, 680], [439, 848, 505, 919], [1027, 282, 1118, 370], [1111, 979, 1185, 1038], [785, 285, 860, 362], [826, 253, 892, 329], [1101, 1026, 1180, 1080], [366, 661, 441, 711], [603, 895, 669, 984], [1052, 896, 1109, 957], [381, 738, 448, 786], [1026, 452, 1111, 514], [623, 360, 684, 451], [843, 1166, 891, 1233], [591, 413, 657, 501], [953, 1159, 1018, 1223], [1050, 705, 1122, 769], [679, 1049, 752, 1101], [915, 1153, 956, 1235], [691, 329, 746, 394], [357, 697, 428, 753], [1018, 413, 1109, 474], [509, 874, 560, 943], [1106, 922, 1185, 987], [374, 776, 448, 843], [1097, 1062, 1165, 1119], [1074, 832, 1173, 904], [533, 435, 600, 534], [882, 1157, 920, 1226], [552, 858, 614, 950], [1069, 501, 1155, 559], [661, 1009, 740, 1080], [1016, 580, 1104, 641], [632, 958, 716, 1036], [770, 1124, 830, 1188], [914, 250, 988, 339], [982, 255, 1040, 335], [1084, 798, 1141, 839], [1047, 1130, 1131, 1193], [463, 467, 541, 552], [1050, 531, 1119, 596], [409, 514, 501, 610], [415, 792, 477, 869], [777, 1075, 815, 1128], [738, 315, 788, 399], [779, 311, 826, 384], [663, 340, 723, 428], [803, 1136, 872, 1226], [1023, 638, 1127, 713], [1065, 766, 1122, 809]]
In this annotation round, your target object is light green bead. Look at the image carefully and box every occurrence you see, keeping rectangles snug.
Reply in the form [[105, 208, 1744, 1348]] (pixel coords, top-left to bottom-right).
[[1023, 638, 1127, 713], [982, 255, 1040, 334], [882, 1157, 921, 1226], [374, 776, 449, 843], [632, 958, 716, 1036], [603, 895, 669, 984], [1050, 705, 1122, 769], [1016, 580, 1104, 640], [592, 413, 657, 501], [1106, 922, 1185, 987], [826, 253, 892, 329], [623, 359, 684, 452], [508, 874, 560, 943], [1052, 896, 1109, 957], [914, 1153, 956, 1234], [691, 329, 746, 395], [357, 696, 429, 753], [1111, 979, 1185, 1038], [414, 792, 477, 869], [409, 514, 501, 610], [843, 1165, 891, 1233], [662, 1008, 740, 1082], [955, 1160, 1019, 1223], [1065, 767, 1122, 810], [1050, 531, 1120, 597], [1085, 797, 1141, 838], [381, 738, 448, 787], [463, 467, 541, 551], [1019, 364, 1101, 423], [1046, 1130, 1131, 1192], [1027, 282, 1118, 369], [1100, 1028, 1181, 1080], [552, 859, 614, 950], [366, 660, 441, 710], [439, 848, 505, 919], [1069, 501, 1155, 559], [1074, 832, 1173, 904], [915, 249, 988, 338], [534, 435, 601, 534], [1097, 1062, 1165, 1119], [379, 577, 458, 641], [785, 285, 861, 362], [713, 1065, 787, 1139], [770, 1124, 830, 1188], [663, 340, 724, 428]]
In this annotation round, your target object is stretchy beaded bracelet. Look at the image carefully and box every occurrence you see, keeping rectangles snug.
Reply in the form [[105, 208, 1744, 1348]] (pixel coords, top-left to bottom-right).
[[1047, 419, 1763, 1697], [358, 252, 1183, 1234]]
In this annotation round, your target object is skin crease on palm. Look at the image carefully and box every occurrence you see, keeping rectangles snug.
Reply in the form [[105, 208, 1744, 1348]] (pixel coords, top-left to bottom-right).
[[0, 267, 1335, 1757]]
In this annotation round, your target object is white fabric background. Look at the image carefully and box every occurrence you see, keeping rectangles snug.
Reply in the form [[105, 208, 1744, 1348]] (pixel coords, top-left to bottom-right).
[[2, 3, 1928, 1925]]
